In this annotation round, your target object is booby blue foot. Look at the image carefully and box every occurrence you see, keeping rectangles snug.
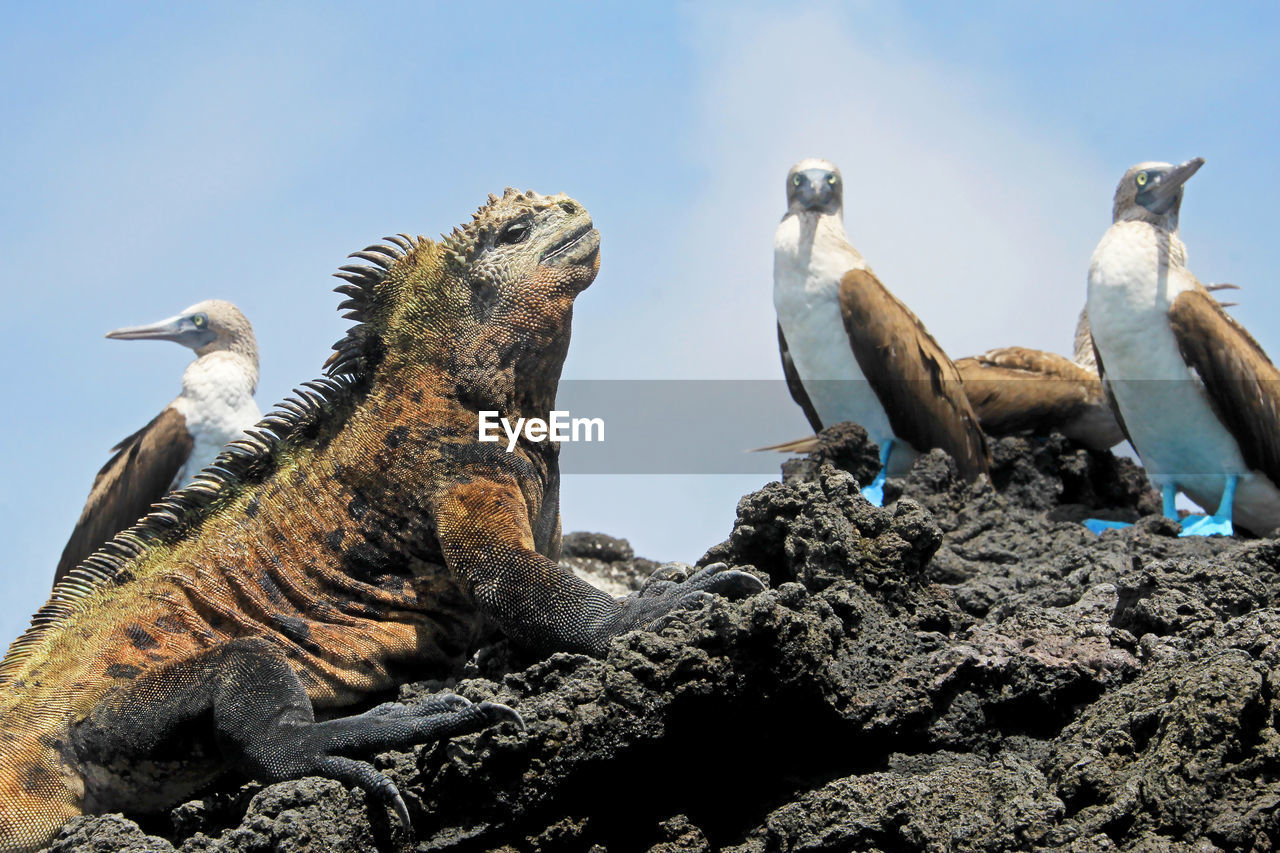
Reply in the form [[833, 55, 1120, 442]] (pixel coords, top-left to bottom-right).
[[1178, 514, 1233, 537], [1082, 518, 1131, 534], [1176, 475, 1237, 537], [860, 469, 887, 507], [860, 439, 894, 507]]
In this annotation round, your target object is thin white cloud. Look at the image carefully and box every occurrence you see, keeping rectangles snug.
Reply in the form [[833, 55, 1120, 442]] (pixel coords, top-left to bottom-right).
[[659, 5, 1113, 378], [562, 6, 1116, 561]]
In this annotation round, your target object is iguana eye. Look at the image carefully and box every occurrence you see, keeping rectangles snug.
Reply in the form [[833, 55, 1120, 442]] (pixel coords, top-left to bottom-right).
[[498, 220, 530, 245]]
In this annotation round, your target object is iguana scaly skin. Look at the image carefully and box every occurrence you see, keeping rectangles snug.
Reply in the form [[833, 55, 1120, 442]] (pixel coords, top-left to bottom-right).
[[0, 189, 761, 852]]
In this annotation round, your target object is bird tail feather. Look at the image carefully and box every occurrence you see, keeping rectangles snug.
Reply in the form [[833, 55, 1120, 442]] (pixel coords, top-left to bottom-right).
[[749, 434, 822, 454]]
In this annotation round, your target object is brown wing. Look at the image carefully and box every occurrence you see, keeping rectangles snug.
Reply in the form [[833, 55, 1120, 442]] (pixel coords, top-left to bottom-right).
[[53, 407, 193, 586], [961, 346, 1096, 378], [838, 268, 990, 481], [955, 347, 1120, 448], [1169, 287, 1280, 483], [778, 323, 824, 433]]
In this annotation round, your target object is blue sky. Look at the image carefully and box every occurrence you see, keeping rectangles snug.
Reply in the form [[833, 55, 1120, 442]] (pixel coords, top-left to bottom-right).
[[1, 2, 1278, 648]]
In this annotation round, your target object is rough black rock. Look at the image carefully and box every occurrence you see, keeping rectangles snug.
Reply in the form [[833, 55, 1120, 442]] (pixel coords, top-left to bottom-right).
[[44, 428, 1280, 852], [560, 531, 655, 598]]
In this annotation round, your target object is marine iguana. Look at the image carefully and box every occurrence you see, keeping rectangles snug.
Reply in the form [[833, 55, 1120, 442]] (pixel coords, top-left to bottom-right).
[[0, 189, 761, 852]]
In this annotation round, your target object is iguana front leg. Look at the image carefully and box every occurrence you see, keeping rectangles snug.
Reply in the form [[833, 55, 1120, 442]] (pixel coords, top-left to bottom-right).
[[71, 637, 519, 824], [436, 479, 763, 656]]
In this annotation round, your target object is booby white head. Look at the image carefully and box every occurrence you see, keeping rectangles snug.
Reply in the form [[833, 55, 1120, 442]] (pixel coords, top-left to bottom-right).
[[106, 298, 259, 366], [55, 299, 262, 585], [1087, 157, 1280, 536], [785, 158, 844, 218], [1109, 158, 1203, 231], [772, 158, 988, 499]]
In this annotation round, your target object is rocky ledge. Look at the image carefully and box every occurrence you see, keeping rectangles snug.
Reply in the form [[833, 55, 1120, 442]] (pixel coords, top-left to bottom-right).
[[46, 427, 1280, 852]]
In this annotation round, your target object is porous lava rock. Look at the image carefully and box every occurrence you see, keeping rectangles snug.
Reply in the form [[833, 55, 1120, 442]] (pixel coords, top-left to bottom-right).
[[43, 428, 1280, 852]]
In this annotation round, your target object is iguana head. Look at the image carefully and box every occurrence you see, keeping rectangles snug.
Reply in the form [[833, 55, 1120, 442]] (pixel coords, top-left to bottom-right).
[[328, 188, 599, 411]]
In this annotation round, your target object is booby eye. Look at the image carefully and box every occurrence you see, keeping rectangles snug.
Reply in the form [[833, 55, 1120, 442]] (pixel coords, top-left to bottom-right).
[[1135, 172, 1149, 187], [498, 219, 530, 245], [791, 174, 802, 187], [191, 313, 207, 328], [826, 175, 837, 186]]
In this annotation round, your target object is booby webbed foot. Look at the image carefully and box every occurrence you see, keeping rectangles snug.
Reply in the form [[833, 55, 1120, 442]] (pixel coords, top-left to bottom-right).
[[1176, 475, 1237, 538], [860, 439, 894, 507], [1178, 514, 1233, 537], [1082, 518, 1131, 534], [860, 469, 887, 507]]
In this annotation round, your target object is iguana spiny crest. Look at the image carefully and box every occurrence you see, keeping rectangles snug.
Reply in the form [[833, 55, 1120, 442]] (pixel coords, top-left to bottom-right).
[[330, 187, 596, 392]]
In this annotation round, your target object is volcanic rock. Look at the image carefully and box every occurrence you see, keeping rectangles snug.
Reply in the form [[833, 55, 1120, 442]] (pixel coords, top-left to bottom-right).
[[45, 428, 1280, 852]]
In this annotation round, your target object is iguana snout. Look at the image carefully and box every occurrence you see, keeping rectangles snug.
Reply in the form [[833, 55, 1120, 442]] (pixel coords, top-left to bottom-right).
[[478, 189, 599, 297], [540, 210, 599, 273], [532, 195, 599, 295]]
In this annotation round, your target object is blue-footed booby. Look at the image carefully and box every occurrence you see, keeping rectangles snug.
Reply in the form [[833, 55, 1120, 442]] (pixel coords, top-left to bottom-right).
[[1088, 158, 1280, 537], [53, 299, 261, 584], [772, 158, 989, 503]]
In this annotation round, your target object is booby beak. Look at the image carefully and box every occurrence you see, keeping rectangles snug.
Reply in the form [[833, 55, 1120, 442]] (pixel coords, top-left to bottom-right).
[[1137, 157, 1205, 215], [106, 312, 210, 350]]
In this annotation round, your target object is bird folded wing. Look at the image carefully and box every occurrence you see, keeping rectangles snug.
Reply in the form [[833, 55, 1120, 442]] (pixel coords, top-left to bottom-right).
[[1169, 286, 1280, 484], [956, 347, 1100, 437], [837, 268, 989, 482], [53, 407, 193, 586]]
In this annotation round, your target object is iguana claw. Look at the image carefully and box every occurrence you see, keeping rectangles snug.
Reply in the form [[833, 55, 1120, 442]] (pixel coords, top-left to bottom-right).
[[252, 689, 521, 828], [633, 562, 765, 598], [477, 700, 526, 731], [684, 562, 767, 597], [323, 696, 522, 826]]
